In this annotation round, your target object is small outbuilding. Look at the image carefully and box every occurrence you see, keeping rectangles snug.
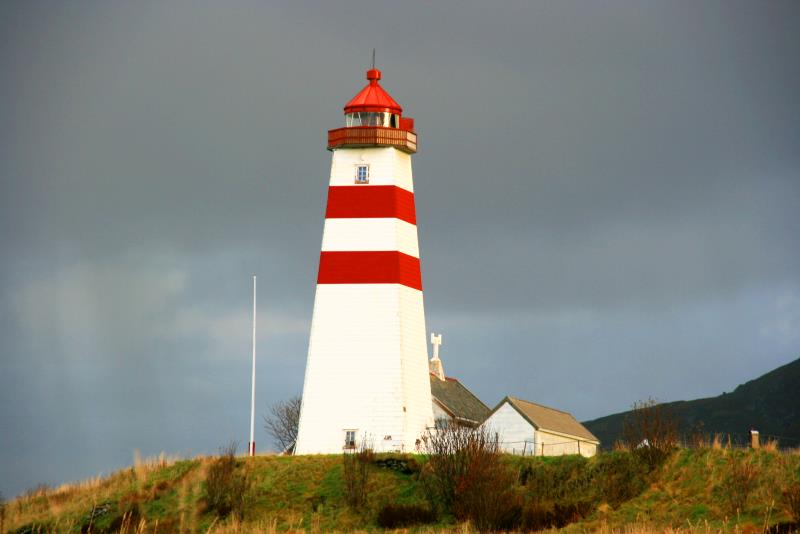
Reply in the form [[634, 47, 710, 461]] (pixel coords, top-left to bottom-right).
[[482, 396, 600, 457]]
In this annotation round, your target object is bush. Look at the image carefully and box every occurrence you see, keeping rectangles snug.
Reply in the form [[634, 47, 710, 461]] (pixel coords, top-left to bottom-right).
[[342, 439, 373, 509], [782, 480, 800, 523], [519, 455, 590, 501], [420, 425, 520, 531], [589, 451, 649, 508], [376, 504, 437, 528], [517, 452, 647, 527], [622, 398, 678, 470], [451, 465, 521, 532], [420, 425, 500, 508], [205, 442, 249, 518], [520, 499, 594, 530], [723, 454, 759, 514], [521, 500, 555, 531]]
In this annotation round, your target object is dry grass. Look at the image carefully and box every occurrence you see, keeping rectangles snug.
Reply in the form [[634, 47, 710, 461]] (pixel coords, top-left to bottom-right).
[[4, 451, 189, 532], [5, 447, 800, 533], [205, 522, 509, 534]]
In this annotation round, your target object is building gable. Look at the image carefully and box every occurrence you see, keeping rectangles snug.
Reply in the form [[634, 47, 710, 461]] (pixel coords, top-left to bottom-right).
[[483, 401, 535, 453], [429, 375, 490, 425], [486, 396, 599, 444]]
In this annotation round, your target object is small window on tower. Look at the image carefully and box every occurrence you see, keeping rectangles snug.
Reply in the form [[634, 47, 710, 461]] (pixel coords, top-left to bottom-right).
[[355, 165, 369, 184], [344, 430, 357, 449]]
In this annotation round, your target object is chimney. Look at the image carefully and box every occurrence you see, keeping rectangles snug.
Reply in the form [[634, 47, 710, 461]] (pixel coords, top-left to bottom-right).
[[429, 332, 445, 381], [750, 429, 760, 449]]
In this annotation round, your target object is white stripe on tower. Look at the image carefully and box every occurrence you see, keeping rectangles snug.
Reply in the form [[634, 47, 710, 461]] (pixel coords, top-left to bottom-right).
[[321, 218, 420, 257], [329, 150, 414, 192]]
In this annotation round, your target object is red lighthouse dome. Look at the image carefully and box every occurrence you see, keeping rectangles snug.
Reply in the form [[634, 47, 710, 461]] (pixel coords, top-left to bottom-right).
[[328, 67, 417, 154], [344, 68, 403, 115]]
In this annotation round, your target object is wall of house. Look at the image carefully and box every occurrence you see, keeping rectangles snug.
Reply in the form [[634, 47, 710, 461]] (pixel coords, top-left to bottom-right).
[[536, 430, 597, 457], [481, 402, 599, 457], [481, 402, 535, 455], [432, 400, 451, 423]]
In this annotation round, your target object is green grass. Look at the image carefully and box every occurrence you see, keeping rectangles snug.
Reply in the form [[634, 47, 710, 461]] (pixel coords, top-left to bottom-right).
[[4, 448, 800, 533]]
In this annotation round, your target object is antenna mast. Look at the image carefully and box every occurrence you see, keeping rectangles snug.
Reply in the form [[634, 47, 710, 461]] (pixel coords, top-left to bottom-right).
[[371, 48, 376, 69], [249, 275, 257, 457]]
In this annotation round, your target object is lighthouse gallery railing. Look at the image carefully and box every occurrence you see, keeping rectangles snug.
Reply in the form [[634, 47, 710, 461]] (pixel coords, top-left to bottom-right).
[[328, 126, 417, 154]]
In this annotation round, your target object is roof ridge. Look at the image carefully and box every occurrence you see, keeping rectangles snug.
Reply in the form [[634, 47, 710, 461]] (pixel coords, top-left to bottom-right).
[[430, 375, 492, 422], [508, 395, 575, 417]]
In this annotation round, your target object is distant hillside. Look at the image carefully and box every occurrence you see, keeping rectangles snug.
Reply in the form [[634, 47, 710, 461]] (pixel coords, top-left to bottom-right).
[[583, 357, 800, 448]]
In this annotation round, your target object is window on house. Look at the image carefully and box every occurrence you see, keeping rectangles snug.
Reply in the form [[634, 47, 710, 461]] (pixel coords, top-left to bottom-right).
[[355, 165, 369, 184], [435, 418, 450, 430], [344, 430, 356, 449]]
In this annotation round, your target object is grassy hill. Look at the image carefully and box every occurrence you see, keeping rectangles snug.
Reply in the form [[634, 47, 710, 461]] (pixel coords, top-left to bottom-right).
[[583, 357, 800, 449], [4, 447, 800, 533]]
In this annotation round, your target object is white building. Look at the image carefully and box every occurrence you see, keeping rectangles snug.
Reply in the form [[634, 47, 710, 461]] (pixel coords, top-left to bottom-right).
[[294, 66, 434, 454], [428, 334, 490, 428], [482, 396, 600, 457]]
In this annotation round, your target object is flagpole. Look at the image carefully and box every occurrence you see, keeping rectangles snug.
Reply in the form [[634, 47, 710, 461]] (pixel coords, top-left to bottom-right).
[[249, 275, 257, 457]]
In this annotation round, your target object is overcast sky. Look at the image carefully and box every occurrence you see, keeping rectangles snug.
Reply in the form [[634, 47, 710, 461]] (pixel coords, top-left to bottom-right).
[[1, 0, 799, 497]]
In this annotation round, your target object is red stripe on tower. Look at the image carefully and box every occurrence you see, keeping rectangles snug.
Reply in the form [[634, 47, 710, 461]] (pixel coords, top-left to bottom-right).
[[325, 186, 416, 225], [317, 251, 423, 290]]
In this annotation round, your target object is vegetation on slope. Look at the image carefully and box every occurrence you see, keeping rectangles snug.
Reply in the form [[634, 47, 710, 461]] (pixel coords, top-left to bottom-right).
[[568, 446, 800, 532], [583, 358, 800, 448], [5, 445, 800, 533]]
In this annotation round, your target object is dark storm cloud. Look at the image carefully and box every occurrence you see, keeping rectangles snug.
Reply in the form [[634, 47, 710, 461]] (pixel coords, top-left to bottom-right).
[[1, 0, 799, 496]]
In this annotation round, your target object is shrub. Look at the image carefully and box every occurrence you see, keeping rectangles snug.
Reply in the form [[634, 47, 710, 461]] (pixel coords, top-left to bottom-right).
[[622, 398, 678, 470], [451, 464, 521, 532], [723, 454, 759, 514], [521, 498, 594, 530], [342, 438, 373, 509], [782, 480, 800, 523], [205, 442, 249, 519], [376, 504, 437, 528], [554, 499, 594, 526], [521, 500, 555, 531], [420, 425, 499, 508], [518, 452, 647, 526], [420, 425, 520, 531], [519, 455, 595, 513], [589, 451, 649, 508]]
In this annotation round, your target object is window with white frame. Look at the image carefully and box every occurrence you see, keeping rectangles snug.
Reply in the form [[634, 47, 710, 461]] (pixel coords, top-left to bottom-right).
[[344, 430, 356, 449], [355, 165, 369, 184]]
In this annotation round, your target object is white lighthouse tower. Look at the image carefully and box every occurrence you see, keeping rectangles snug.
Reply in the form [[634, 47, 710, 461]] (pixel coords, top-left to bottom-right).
[[294, 66, 434, 454]]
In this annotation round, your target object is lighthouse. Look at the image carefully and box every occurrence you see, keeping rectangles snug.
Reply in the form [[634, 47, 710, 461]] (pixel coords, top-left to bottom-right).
[[294, 66, 434, 454]]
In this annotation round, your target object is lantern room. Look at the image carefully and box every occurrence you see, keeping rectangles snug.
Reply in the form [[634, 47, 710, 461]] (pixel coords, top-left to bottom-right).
[[328, 68, 417, 154]]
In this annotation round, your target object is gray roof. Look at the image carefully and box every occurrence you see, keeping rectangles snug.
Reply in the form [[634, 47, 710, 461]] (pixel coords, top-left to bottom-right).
[[491, 396, 600, 443], [430, 375, 491, 424]]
